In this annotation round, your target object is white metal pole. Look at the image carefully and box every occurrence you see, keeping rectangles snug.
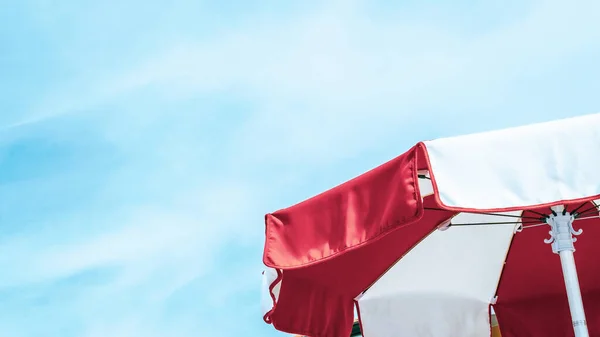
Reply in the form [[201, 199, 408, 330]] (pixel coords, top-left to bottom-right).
[[545, 205, 589, 337], [559, 250, 589, 336]]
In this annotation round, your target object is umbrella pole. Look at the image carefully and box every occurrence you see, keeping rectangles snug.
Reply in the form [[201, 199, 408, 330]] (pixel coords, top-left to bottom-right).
[[559, 250, 589, 337], [545, 206, 589, 337]]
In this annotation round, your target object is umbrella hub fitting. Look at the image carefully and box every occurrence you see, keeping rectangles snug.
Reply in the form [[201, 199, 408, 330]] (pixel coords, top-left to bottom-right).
[[544, 211, 583, 254]]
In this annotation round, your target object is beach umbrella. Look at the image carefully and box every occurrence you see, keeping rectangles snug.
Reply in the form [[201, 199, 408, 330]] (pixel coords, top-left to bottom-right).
[[260, 113, 600, 337]]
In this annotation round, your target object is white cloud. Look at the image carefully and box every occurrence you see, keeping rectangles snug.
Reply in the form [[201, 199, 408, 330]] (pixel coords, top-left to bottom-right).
[[0, 177, 265, 337]]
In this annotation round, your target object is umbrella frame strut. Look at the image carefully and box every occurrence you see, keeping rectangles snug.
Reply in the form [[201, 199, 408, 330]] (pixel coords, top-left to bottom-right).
[[545, 205, 589, 337]]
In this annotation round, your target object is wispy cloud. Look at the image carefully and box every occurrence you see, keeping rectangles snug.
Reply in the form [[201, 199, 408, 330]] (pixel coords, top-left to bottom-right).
[[1, 0, 600, 336], [34, 0, 597, 162]]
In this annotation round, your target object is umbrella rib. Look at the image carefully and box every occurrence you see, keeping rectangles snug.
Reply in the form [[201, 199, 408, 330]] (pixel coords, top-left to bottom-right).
[[450, 221, 537, 226], [571, 202, 590, 215], [527, 210, 548, 217], [574, 200, 599, 218], [452, 215, 600, 229], [424, 207, 541, 220], [426, 203, 600, 225]]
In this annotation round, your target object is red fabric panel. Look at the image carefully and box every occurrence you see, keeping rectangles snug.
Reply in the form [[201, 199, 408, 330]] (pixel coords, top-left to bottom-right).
[[495, 293, 600, 337], [495, 202, 600, 337], [264, 146, 423, 269], [270, 273, 355, 337], [267, 197, 453, 337]]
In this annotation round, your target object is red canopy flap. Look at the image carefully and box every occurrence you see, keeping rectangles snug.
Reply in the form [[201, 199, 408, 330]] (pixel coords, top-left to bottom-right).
[[263, 145, 424, 269]]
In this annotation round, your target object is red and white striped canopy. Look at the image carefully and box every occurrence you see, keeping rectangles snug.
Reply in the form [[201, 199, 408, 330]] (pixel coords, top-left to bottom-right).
[[260, 113, 600, 337]]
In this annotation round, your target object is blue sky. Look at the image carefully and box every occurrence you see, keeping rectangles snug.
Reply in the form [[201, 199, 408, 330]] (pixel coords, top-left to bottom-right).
[[1, 0, 600, 336]]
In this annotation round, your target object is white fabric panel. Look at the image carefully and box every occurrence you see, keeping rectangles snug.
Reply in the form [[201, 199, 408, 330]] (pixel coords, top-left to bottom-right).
[[424, 113, 600, 209], [358, 214, 515, 337], [260, 268, 281, 318], [417, 173, 434, 199]]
